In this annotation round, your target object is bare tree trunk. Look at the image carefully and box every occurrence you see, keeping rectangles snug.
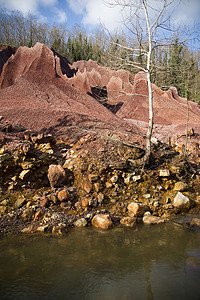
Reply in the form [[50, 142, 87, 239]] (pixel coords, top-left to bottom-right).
[[143, 0, 153, 165], [184, 98, 189, 158], [145, 69, 153, 164]]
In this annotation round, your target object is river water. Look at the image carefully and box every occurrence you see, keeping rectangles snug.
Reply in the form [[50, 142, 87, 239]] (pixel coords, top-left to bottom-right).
[[0, 221, 200, 300]]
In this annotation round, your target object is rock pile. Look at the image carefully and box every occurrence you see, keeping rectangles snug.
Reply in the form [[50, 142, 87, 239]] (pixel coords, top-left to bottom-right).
[[0, 118, 199, 235]]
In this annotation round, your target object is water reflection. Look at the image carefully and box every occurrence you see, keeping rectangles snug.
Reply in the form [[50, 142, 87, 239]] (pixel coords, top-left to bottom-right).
[[0, 222, 200, 300]]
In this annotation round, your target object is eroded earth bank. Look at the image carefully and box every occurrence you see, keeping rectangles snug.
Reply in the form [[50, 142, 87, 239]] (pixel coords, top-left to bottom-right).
[[0, 43, 200, 235]]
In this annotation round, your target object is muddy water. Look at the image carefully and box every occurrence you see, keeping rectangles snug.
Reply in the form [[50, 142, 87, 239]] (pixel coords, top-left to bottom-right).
[[0, 222, 200, 300]]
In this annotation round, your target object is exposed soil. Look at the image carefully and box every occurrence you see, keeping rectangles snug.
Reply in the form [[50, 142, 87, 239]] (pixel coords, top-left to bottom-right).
[[0, 43, 200, 236]]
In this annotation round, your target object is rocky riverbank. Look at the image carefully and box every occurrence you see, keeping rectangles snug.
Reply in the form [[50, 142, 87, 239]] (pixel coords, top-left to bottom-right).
[[0, 119, 200, 236]]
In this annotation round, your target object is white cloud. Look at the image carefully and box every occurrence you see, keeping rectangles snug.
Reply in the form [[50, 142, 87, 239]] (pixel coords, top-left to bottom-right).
[[0, 0, 68, 24], [54, 8, 67, 23], [67, 0, 123, 31], [67, 0, 86, 15], [0, 0, 58, 15], [66, 0, 200, 31], [0, 0, 38, 14]]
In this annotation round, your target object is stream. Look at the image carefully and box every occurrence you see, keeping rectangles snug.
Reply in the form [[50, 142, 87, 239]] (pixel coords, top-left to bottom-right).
[[0, 221, 200, 300]]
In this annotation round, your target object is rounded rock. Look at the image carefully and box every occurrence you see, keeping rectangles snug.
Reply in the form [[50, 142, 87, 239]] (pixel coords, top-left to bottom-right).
[[92, 214, 113, 229], [74, 218, 87, 227], [58, 189, 70, 202]]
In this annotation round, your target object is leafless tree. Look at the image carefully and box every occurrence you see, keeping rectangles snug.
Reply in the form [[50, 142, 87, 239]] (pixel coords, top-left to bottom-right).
[[104, 0, 190, 164]]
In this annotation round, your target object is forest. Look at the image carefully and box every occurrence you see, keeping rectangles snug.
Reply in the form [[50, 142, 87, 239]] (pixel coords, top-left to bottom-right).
[[0, 9, 199, 104]]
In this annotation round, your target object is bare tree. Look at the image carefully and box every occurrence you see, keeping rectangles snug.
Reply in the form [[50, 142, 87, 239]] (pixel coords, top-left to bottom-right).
[[104, 0, 187, 164]]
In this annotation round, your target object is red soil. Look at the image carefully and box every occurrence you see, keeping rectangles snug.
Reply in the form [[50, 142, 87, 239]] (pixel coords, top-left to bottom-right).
[[0, 43, 142, 148], [0, 43, 200, 147]]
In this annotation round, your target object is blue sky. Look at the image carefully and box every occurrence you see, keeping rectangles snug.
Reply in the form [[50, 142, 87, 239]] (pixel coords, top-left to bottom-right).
[[0, 0, 200, 35]]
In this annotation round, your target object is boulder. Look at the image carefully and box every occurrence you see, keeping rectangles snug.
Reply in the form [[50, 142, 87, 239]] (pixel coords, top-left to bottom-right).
[[57, 189, 70, 202], [173, 192, 190, 210], [120, 216, 137, 227], [47, 164, 66, 188], [92, 214, 113, 229], [173, 181, 188, 192], [143, 212, 168, 224], [132, 175, 141, 182], [74, 218, 87, 227], [127, 202, 148, 217]]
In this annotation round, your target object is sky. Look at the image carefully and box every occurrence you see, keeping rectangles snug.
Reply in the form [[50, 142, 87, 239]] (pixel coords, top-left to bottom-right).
[[0, 0, 200, 35]]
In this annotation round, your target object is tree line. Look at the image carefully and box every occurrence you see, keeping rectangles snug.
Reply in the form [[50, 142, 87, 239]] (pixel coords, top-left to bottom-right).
[[0, 9, 199, 104]]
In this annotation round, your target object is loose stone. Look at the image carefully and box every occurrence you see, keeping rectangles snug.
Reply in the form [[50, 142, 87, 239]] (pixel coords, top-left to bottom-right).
[[40, 196, 49, 208], [143, 212, 168, 224], [19, 169, 31, 180], [173, 192, 190, 211], [81, 198, 89, 208], [58, 189, 70, 202], [47, 164, 66, 187], [127, 202, 148, 217], [36, 225, 49, 232], [33, 210, 44, 222], [173, 181, 188, 192], [74, 218, 87, 227], [60, 201, 71, 210], [84, 181, 92, 193], [92, 214, 113, 229], [97, 193, 104, 204], [159, 169, 170, 177], [120, 216, 137, 227], [132, 175, 141, 182]]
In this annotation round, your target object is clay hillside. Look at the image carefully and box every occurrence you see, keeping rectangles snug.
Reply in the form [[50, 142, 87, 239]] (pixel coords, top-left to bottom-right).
[[0, 42, 200, 146]]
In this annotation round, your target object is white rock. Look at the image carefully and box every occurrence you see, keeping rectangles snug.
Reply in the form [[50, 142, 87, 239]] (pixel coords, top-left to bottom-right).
[[132, 175, 141, 182], [74, 218, 87, 227], [173, 192, 190, 210], [159, 169, 170, 177], [19, 169, 30, 180], [111, 175, 118, 183], [143, 194, 151, 199]]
